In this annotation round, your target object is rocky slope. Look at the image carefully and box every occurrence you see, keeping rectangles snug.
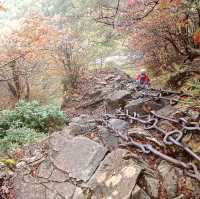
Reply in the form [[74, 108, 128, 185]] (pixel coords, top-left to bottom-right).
[[1, 68, 200, 199]]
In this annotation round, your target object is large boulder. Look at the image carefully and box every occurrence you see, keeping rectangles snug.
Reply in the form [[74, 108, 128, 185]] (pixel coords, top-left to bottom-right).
[[105, 90, 132, 111], [49, 135, 108, 182], [125, 98, 162, 115], [87, 149, 142, 199]]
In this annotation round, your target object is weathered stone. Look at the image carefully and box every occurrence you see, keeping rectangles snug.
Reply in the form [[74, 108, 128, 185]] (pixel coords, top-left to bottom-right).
[[14, 172, 47, 199], [131, 185, 151, 199], [15, 168, 83, 199], [37, 160, 68, 182], [50, 136, 108, 182], [87, 149, 142, 199], [69, 114, 97, 136], [158, 161, 179, 198], [105, 90, 132, 110], [45, 182, 76, 199], [155, 105, 179, 117], [125, 98, 162, 115], [144, 175, 160, 198], [108, 118, 129, 134], [98, 126, 119, 149], [73, 187, 85, 199]]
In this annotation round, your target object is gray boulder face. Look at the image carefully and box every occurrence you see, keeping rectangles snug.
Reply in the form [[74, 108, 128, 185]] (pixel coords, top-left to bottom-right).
[[131, 185, 151, 199], [125, 98, 163, 115], [158, 161, 179, 198], [98, 126, 119, 149], [108, 118, 129, 135], [144, 175, 160, 198], [50, 135, 108, 182], [105, 90, 132, 111], [14, 171, 83, 199], [87, 149, 142, 199], [37, 160, 69, 182], [14, 172, 47, 199], [69, 114, 97, 136]]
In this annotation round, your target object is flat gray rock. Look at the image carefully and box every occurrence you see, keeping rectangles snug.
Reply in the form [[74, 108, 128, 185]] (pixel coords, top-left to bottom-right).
[[14, 173, 46, 199], [50, 136, 108, 182], [98, 126, 119, 149], [14, 167, 79, 199], [45, 182, 76, 199], [108, 118, 129, 134], [87, 149, 142, 199], [37, 160, 69, 182]]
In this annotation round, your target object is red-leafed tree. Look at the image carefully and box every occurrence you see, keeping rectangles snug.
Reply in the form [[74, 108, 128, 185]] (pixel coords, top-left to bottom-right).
[[95, 0, 200, 74], [128, 0, 200, 72], [0, 13, 60, 101]]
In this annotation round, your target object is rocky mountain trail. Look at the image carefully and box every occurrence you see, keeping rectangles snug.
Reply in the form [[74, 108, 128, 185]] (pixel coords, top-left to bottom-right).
[[1, 68, 200, 199]]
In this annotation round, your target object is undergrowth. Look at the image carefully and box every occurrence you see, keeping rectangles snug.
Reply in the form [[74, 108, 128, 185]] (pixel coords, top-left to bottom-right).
[[0, 101, 69, 154]]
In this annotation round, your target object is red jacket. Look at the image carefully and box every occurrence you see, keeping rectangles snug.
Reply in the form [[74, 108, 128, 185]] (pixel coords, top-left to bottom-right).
[[136, 74, 150, 85]]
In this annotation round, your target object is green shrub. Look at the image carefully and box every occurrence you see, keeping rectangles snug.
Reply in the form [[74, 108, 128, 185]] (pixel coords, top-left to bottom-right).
[[0, 127, 46, 154], [0, 100, 69, 137]]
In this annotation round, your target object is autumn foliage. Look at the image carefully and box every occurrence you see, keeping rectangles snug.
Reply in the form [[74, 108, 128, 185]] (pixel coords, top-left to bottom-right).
[[0, 13, 65, 102], [123, 0, 200, 73]]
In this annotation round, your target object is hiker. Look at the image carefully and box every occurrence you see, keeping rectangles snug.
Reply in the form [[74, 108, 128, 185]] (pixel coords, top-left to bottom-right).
[[136, 69, 150, 88]]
